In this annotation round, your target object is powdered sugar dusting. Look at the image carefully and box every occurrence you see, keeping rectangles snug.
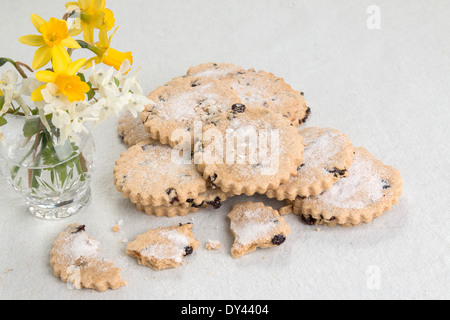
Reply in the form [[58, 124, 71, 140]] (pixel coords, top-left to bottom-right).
[[187, 63, 244, 79], [223, 117, 289, 177], [295, 128, 350, 184], [231, 207, 279, 247], [119, 143, 204, 195], [60, 231, 100, 264], [155, 82, 232, 122], [190, 67, 236, 79], [318, 148, 386, 209], [141, 229, 191, 263], [119, 110, 151, 144]]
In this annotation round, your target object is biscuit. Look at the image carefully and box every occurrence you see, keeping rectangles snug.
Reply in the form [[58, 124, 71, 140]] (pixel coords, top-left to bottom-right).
[[135, 203, 200, 217], [50, 224, 126, 292], [293, 147, 403, 227], [118, 110, 155, 146], [195, 107, 304, 196], [266, 127, 354, 200], [186, 187, 234, 209], [186, 62, 245, 79], [126, 223, 199, 270], [114, 141, 207, 207], [228, 202, 290, 258], [132, 186, 232, 217], [141, 76, 241, 147], [221, 69, 309, 126]]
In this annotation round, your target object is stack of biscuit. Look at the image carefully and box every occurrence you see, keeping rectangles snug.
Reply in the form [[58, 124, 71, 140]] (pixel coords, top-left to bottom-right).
[[48, 63, 405, 292], [114, 62, 403, 228]]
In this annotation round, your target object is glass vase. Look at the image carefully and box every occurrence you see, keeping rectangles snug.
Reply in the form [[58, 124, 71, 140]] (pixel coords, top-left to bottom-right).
[[0, 115, 95, 219]]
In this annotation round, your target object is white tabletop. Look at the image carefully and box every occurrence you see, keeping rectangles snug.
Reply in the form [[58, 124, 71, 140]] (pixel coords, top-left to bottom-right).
[[0, 0, 449, 300]]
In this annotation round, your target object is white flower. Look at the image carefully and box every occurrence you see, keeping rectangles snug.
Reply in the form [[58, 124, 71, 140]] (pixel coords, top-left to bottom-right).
[[122, 68, 144, 96], [91, 96, 123, 125], [20, 77, 44, 97], [115, 59, 132, 87], [68, 101, 98, 135], [42, 83, 70, 109], [38, 83, 100, 144], [0, 70, 21, 114], [120, 92, 150, 117]]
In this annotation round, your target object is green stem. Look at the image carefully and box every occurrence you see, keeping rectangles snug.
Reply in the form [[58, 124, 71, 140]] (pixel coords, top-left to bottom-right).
[[0, 58, 30, 79], [28, 121, 43, 188], [76, 40, 103, 57]]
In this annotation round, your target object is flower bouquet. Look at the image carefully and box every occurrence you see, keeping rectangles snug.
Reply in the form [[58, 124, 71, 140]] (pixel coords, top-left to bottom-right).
[[0, 0, 150, 219]]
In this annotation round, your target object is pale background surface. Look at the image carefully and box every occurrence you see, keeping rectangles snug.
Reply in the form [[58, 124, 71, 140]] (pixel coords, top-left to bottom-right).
[[0, 0, 449, 300]]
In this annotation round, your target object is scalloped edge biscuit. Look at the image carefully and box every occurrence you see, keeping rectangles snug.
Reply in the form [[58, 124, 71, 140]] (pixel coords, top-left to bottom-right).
[[135, 203, 200, 217], [50, 224, 126, 292], [293, 147, 403, 227], [118, 110, 156, 147], [114, 141, 207, 207], [222, 69, 309, 126], [266, 127, 354, 200], [186, 62, 245, 79], [141, 76, 241, 147], [196, 107, 304, 196], [186, 63, 311, 126]]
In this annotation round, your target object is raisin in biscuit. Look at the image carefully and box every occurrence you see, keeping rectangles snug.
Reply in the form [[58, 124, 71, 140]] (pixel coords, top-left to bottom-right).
[[50, 224, 126, 292], [141, 76, 241, 147], [293, 147, 403, 227], [195, 107, 304, 196], [266, 127, 354, 200], [132, 187, 232, 217], [228, 202, 291, 258], [126, 223, 199, 270], [114, 141, 207, 207]]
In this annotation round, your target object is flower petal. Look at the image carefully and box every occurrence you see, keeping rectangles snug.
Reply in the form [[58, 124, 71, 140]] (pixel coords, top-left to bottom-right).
[[82, 23, 95, 44], [65, 1, 79, 9], [61, 36, 81, 49], [31, 14, 47, 33], [52, 46, 71, 73], [32, 46, 53, 70], [35, 71, 57, 83], [79, 0, 92, 10], [93, 0, 106, 10], [31, 84, 47, 102], [68, 58, 87, 75], [19, 35, 45, 47], [98, 29, 109, 47], [68, 26, 82, 37]]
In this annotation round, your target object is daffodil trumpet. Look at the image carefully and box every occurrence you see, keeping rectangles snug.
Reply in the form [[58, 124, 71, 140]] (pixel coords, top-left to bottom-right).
[[31, 52, 90, 103], [78, 29, 133, 71]]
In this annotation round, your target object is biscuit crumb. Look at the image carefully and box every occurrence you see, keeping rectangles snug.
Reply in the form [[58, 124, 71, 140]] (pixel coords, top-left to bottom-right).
[[316, 228, 321, 232], [113, 220, 124, 233], [206, 240, 222, 251]]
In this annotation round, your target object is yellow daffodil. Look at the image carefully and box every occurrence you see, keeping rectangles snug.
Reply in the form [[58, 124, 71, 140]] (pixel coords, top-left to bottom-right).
[[65, 0, 115, 44], [31, 51, 90, 103], [19, 14, 81, 71], [84, 28, 133, 71]]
